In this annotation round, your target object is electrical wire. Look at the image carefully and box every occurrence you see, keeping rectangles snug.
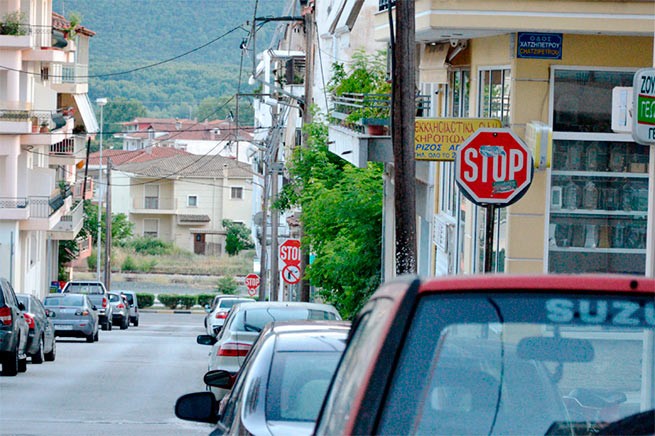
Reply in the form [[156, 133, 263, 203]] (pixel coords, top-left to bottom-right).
[[0, 24, 249, 79]]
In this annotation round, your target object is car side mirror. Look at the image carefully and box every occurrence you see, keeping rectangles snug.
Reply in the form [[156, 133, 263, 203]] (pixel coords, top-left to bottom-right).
[[175, 392, 219, 424], [92, 305, 98, 311], [197, 334, 217, 346], [18, 302, 25, 311], [204, 304, 211, 313], [204, 370, 236, 389]]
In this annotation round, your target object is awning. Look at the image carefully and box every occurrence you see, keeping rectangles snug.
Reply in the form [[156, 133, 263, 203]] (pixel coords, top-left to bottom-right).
[[73, 93, 99, 134], [419, 43, 449, 84]]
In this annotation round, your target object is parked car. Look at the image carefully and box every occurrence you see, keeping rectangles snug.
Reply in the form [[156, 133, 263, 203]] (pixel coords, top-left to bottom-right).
[[204, 296, 255, 336], [313, 274, 655, 436], [0, 278, 28, 376], [62, 280, 113, 330], [118, 291, 139, 326], [197, 301, 341, 400], [44, 293, 100, 343], [16, 293, 56, 363], [108, 292, 130, 330], [176, 320, 350, 435]]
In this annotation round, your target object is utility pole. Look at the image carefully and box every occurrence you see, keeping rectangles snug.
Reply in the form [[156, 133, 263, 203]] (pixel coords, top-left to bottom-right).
[[104, 158, 112, 291], [392, 0, 417, 275], [270, 160, 280, 301], [299, 0, 315, 302], [259, 162, 269, 302]]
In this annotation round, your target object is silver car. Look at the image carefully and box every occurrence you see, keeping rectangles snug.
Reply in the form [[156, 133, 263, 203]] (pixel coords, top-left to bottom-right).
[[43, 294, 99, 343], [197, 301, 341, 400], [108, 292, 130, 330]]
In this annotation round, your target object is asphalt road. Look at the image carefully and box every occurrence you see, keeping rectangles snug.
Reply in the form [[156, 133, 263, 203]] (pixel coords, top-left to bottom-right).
[[0, 312, 214, 436]]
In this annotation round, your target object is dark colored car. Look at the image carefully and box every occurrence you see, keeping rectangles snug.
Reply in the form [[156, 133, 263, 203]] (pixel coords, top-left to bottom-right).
[[0, 278, 29, 376], [44, 293, 100, 343], [176, 321, 350, 435], [314, 274, 655, 436], [16, 293, 56, 363]]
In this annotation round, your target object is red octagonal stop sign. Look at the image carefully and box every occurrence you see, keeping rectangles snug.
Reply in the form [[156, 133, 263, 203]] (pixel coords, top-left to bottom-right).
[[455, 128, 533, 206]]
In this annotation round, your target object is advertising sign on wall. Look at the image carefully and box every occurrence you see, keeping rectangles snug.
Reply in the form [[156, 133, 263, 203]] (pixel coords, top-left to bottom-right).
[[415, 118, 501, 161]]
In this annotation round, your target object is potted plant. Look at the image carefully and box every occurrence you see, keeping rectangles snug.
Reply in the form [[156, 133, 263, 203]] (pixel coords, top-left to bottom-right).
[[31, 116, 39, 133], [328, 49, 390, 135], [63, 12, 82, 39], [40, 121, 49, 133], [0, 11, 27, 36]]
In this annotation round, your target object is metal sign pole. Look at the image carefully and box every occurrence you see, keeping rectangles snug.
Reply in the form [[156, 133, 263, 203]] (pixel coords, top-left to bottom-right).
[[484, 204, 496, 273]]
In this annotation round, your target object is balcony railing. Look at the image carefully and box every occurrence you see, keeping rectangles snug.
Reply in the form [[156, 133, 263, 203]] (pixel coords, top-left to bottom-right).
[[62, 64, 88, 84], [53, 200, 83, 232], [0, 23, 52, 47], [73, 177, 94, 200], [331, 92, 431, 133], [133, 197, 177, 211], [0, 197, 28, 209], [50, 135, 84, 155], [29, 191, 66, 219]]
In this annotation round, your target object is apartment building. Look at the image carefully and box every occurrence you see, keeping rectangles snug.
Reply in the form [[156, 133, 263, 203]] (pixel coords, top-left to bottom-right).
[[0, 0, 97, 297]]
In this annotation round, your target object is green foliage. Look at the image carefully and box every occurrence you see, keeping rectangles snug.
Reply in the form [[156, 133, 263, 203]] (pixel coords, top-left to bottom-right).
[[83, 201, 134, 245], [178, 295, 197, 309], [279, 110, 383, 319], [197, 294, 216, 308], [87, 250, 97, 270], [223, 219, 255, 256], [157, 294, 179, 309], [216, 276, 238, 295], [0, 11, 27, 36], [138, 259, 157, 272], [121, 255, 137, 271], [129, 237, 174, 256], [136, 293, 155, 308], [328, 49, 388, 96]]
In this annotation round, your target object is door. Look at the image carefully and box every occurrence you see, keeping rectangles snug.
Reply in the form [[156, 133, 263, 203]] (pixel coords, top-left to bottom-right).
[[194, 233, 206, 255]]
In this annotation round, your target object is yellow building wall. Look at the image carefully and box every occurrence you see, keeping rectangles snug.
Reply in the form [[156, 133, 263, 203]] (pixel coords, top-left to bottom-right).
[[455, 34, 654, 274]]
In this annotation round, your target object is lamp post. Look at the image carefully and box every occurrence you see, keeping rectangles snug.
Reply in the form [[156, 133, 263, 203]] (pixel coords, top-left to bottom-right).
[[96, 98, 107, 283]]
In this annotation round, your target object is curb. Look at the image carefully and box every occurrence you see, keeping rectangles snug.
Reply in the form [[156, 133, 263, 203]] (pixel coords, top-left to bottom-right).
[[140, 308, 205, 314]]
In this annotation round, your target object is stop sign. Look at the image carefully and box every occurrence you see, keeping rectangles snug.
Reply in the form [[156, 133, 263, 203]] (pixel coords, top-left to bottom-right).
[[245, 273, 260, 294], [279, 239, 301, 266], [455, 128, 533, 206]]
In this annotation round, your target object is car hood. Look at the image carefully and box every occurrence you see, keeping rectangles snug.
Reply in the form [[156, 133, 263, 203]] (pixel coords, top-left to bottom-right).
[[267, 420, 315, 436]]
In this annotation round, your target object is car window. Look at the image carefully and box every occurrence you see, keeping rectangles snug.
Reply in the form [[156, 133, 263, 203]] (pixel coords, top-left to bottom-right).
[[16, 295, 29, 310], [108, 294, 121, 303], [316, 297, 393, 435], [45, 295, 84, 306], [376, 294, 655, 435], [64, 283, 104, 294], [266, 350, 342, 422], [217, 298, 251, 309], [232, 308, 335, 332], [122, 293, 134, 305]]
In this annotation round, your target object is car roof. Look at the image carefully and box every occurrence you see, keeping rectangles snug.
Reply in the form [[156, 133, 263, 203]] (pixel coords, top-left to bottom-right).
[[231, 301, 339, 312], [263, 320, 351, 352]]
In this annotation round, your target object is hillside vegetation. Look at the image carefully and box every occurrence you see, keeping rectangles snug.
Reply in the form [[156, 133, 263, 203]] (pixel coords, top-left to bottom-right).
[[53, 0, 290, 118]]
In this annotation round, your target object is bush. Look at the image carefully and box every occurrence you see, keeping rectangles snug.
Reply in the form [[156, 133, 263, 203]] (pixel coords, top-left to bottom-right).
[[138, 259, 157, 272], [216, 276, 238, 295], [197, 293, 216, 308], [136, 293, 155, 308], [129, 237, 174, 255], [87, 251, 97, 270], [178, 295, 197, 309], [157, 293, 179, 309], [122, 255, 137, 271]]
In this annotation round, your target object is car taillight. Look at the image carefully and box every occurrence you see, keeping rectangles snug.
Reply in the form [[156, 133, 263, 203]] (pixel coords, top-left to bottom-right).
[[117, 303, 125, 309], [215, 311, 228, 319], [217, 342, 251, 357], [23, 313, 35, 329], [75, 310, 90, 316], [0, 306, 12, 326], [102, 298, 108, 308]]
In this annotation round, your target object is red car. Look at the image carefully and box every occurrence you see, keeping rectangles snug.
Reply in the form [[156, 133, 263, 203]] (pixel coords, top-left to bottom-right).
[[314, 274, 655, 436]]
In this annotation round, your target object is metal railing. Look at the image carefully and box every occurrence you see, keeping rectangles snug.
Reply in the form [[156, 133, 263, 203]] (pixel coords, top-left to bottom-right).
[[74, 177, 94, 200], [61, 64, 88, 84], [379, 0, 396, 11], [0, 23, 52, 46], [57, 200, 83, 230], [133, 197, 177, 210], [0, 197, 28, 209], [331, 92, 431, 131], [50, 136, 84, 155]]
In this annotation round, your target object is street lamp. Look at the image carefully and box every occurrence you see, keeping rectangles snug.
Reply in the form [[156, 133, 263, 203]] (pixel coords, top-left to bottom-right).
[[96, 98, 107, 283]]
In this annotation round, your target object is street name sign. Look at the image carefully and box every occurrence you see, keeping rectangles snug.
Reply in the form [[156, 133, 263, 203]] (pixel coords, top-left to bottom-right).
[[455, 128, 533, 206], [633, 68, 655, 145]]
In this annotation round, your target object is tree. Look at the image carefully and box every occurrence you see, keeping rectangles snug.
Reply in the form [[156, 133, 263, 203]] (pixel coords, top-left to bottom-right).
[[92, 97, 148, 151], [275, 111, 383, 318], [223, 219, 254, 256], [82, 200, 134, 245]]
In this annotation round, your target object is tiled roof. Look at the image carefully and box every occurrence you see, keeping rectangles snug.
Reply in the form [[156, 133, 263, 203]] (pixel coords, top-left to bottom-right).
[[52, 12, 96, 36], [117, 118, 254, 142], [87, 147, 190, 166], [116, 153, 253, 179], [178, 214, 211, 223]]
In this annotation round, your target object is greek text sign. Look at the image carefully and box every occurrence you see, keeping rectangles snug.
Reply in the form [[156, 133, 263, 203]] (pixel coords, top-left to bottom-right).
[[415, 118, 502, 161], [632, 68, 655, 144], [517, 32, 562, 60]]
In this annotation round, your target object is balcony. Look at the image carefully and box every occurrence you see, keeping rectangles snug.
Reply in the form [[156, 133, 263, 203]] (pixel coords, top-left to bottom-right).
[[73, 177, 94, 200], [132, 197, 177, 214], [21, 192, 71, 231], [328, 92, 430, 168], [0, 22, 31, 48], [49, 135, 85, 165], [0, 197, 29, 220], [48, 200, 84, 240], [52, 64, 89, 94], [0, 106, 32, 134]]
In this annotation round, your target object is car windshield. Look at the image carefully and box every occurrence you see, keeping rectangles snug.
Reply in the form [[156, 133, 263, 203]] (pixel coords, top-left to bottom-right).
[[377, 293, 655, 436], [233, 308, 338, 332], [108, 294, 121, 303], [64, 283, 104, 295], [266, 350, 342, 422], [122, 293, 134, 305], [218, 299, 250, 309], [45, 295, 85, 307], [16, 295, 29, 309]]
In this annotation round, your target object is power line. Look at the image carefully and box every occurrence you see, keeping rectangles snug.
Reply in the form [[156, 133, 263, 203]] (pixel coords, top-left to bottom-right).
[[0, 24, 249, 79]]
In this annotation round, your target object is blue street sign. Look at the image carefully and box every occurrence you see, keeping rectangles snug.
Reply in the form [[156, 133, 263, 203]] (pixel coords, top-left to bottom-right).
[[517, 32, 562, 60]]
